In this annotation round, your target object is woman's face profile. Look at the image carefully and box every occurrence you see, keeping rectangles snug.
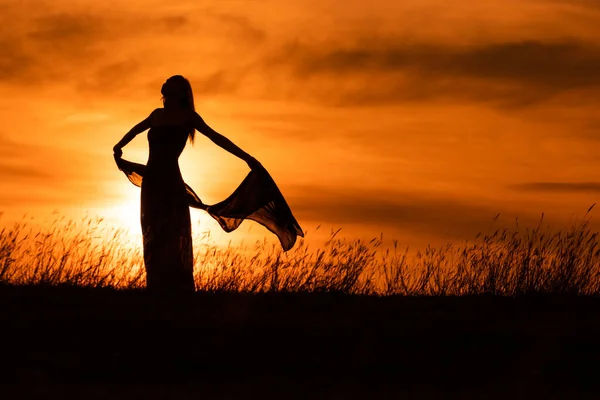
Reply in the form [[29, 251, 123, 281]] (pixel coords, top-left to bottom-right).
[[161, 79, 173, 96], [162, 78, 186, 98]]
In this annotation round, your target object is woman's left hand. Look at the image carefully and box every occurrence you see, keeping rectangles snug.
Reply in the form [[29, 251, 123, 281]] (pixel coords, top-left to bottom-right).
[[246, 156, 263, 171], [113, 145, 123, 158]]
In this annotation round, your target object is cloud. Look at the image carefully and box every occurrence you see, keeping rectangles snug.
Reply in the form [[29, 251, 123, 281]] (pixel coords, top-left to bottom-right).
[[208, 12, 266, 44], [0, 135, 52, 183], [0, 40, 34, 83], [28, 13, 104, 44], [77, 59, 143, 95], [0, 163, 49, 181], [0, 134, 52, 182], [158, 15, 190, 33], [191, 70, 245, 96], [286, 185, 515, 240], [0, 133, 20, 157], [0, 8, 225, 91], [511, 182, 600, 193], [0, 133, 99, 188], [0, 12, 113, 86], [5, 2, 596, 109], [253, 38, 600, 107]]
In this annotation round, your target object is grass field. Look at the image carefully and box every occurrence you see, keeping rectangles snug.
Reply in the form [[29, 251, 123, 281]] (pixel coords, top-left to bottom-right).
[[2, 211, 600, 398], [2, 207, 600, 296]]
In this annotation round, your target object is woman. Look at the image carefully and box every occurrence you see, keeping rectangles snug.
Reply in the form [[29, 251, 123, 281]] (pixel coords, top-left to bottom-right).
[[113, 75, 303, 293]]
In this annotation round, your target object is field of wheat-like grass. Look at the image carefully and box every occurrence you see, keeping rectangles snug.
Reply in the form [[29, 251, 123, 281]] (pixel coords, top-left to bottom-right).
[[2, 207, 600, 296]]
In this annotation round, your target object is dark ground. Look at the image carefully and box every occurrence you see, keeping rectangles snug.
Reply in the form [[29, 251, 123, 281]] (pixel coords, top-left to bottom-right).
[[1, 285, 600, 399]]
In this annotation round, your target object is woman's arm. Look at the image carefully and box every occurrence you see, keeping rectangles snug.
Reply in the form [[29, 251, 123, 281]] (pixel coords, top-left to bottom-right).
[[113, 109, 159, 157], [192, 112, 262, 170]]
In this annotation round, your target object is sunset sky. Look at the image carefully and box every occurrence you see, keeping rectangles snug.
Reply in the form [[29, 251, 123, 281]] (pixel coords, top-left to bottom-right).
[[1, 0, 600, 250]]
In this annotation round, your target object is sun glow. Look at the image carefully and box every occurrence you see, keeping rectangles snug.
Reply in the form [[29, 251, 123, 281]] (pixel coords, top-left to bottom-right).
[[99, 191, 246, 251], [104, 200, 142, 237]]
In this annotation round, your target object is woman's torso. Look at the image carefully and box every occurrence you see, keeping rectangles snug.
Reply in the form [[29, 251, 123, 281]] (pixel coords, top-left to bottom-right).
[[147, 108, 193, 165], [144, 108, 194, 186]]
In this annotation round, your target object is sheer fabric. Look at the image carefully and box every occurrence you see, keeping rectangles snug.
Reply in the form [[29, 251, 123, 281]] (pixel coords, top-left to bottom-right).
[[114, 125, 304, 291]]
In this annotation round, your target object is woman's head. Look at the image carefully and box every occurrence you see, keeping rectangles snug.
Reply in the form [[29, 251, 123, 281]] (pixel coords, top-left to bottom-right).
[[161, 75, 194, 109], [161, 75, 196, 142]]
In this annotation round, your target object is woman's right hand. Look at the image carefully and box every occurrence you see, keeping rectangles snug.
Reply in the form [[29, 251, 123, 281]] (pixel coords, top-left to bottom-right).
[[113, 145, 123, 158]]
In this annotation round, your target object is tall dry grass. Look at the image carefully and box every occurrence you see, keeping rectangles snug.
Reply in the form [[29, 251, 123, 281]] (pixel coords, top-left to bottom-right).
[[2, 207, 600, 295]]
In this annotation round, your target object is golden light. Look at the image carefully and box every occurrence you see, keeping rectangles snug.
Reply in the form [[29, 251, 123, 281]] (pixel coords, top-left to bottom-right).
[[99, 182, 252, 251], [102, 196, 142, 240]]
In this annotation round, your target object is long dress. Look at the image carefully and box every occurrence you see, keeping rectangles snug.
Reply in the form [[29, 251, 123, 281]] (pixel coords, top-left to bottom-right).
[[114, 125, 304, 292]]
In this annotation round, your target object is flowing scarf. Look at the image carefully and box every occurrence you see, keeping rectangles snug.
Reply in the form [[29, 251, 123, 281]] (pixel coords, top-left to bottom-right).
[[114, 155, 304, 251]]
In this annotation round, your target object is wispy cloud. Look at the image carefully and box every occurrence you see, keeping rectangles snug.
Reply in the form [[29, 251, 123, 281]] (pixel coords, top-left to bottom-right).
[[0, 6, 260, 95], [0, 133, 20, 157], [249, 39, 600, 107], [287, 185, 512, 239], [2, 1, 598, 109], [0, 163, 49, 182], [0, 134, 52, 185], [511, 182, 600, 193]]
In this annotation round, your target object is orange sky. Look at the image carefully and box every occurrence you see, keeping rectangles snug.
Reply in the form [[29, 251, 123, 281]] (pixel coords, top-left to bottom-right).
[[1, 0, 600, 250]]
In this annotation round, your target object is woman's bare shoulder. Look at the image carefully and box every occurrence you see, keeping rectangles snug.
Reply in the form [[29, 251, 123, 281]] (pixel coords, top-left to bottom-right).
[[151, 108, 164, 117], [149, 107, 163, 119], [186, 108, 200, 118]]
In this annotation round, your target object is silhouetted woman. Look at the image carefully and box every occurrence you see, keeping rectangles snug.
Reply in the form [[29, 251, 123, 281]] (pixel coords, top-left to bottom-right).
[[113, 75, 303, 293]]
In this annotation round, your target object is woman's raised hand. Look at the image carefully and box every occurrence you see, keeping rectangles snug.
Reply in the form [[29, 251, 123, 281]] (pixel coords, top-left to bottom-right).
[[245, 156, 263, 171], [113, 145, 123, 158]]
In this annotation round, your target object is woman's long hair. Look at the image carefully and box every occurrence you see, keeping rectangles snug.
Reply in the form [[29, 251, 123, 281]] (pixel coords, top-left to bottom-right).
[[161, 75, 196, 143]]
